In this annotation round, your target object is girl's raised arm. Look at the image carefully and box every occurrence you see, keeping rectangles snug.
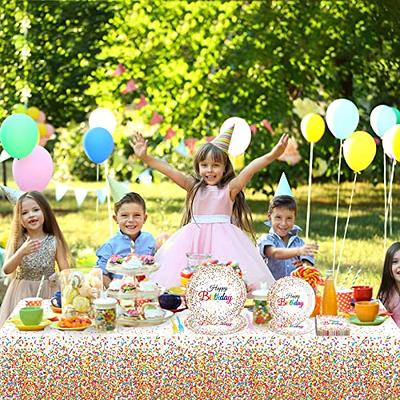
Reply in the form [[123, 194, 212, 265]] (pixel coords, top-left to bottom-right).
[[229, 134, 289, 199], [130, 132, 194, 191]]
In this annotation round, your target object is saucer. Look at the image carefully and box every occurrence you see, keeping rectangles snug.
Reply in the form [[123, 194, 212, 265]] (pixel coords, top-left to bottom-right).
[[51, 322, 92, 331], [9, 318, 52, 331], [348, 315, 388, 326]]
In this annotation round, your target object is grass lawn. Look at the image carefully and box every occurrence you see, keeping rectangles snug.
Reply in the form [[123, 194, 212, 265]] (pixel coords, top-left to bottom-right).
[[0, 180, 398, 294]]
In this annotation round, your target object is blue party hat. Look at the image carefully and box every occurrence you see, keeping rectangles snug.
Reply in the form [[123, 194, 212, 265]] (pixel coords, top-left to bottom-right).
[[275, 172, 293, 197]]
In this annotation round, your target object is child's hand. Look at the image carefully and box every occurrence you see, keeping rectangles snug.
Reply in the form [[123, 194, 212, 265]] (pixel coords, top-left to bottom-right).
[[19, 238, 41, 257], [270, 133, 289, 160], [130, 131, 148, 160], [298, 242, 319, 257]]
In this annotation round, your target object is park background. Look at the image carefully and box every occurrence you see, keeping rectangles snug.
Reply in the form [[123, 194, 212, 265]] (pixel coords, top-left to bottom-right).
[[1, 0, 400, 298]]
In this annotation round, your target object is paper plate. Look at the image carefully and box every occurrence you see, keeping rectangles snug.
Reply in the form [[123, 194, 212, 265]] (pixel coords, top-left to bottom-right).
[[51, 322, 92, 331], [348, 315, 388, 326], [267, 276, 315, 327], [10, 318, 52, 331], [118, 310, 173, 327], [268, 318, 315, 336], [186, 264, 247, 325], [185, 314, 247, 336]]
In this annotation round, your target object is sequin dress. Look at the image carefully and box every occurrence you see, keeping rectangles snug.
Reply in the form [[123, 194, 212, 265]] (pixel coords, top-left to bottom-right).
[[0, 235, 59, 326], [151, 185, 276, 289]]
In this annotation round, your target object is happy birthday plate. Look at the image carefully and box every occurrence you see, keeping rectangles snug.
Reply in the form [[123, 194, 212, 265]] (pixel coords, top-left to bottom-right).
[[267, 276, 315, 335], [185, 264, 247, 335]]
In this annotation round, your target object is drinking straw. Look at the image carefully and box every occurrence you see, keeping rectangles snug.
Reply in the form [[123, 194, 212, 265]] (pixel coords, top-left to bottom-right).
[[176, 315, 184, 333], [305, 142, 314, 240], [350, 269, 361, 287], [36, 275, 45, 298]]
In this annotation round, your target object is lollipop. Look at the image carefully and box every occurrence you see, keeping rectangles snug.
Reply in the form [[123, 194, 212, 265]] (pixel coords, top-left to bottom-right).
[[291, 266, 323, 288]]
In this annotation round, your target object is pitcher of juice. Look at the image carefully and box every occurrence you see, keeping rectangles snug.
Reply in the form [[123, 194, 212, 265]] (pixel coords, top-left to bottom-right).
[[322, 269, 338, 316]]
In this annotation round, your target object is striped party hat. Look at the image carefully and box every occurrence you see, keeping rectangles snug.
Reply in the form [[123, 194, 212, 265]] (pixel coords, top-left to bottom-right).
[[211, 124, 234, 153]]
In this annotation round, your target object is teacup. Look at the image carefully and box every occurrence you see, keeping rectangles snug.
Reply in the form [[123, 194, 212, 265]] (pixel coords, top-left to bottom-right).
[[355, 300, 379, 322], [25, 297, 43, 307], [51, 291, 62, 308], [19, 306, 43, 326], [352, 286, 373, 302], [158, 292, 182, 310]]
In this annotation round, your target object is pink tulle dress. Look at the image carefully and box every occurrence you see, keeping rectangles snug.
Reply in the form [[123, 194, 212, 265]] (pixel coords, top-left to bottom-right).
[[152, 185, 275, 289]]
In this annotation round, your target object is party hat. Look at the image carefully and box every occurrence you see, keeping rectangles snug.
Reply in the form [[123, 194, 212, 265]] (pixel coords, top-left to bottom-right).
[[107, 176, 130, 202], [211, 124, 234, 153], [274, 172, 293, 197], [0, 185, 25, 205]]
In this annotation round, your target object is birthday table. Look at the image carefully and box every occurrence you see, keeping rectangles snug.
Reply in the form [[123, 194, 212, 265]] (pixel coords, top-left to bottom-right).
[[0, 306, 399, 400]]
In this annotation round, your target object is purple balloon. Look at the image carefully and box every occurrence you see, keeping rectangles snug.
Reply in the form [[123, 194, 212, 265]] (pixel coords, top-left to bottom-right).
[[12, 146, 54, 191]]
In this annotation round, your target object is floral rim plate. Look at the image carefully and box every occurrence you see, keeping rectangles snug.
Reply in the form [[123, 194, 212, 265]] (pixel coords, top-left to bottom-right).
[[118, 310, 173, 327], [50, 321, 92, 331], [9, 318, 52, 331], [348, 315, 388, 326]]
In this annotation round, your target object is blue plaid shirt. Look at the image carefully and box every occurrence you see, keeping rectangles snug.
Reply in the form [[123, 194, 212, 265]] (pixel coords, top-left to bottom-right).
[[96, 230, 156, 279], [257, 222, 314, 280]]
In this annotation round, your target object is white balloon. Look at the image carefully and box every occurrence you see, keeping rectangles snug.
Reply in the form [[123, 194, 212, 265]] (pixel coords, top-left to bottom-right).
[[219, 117, 251, 156], [89, 108, 117, 134], [370, 105, 397, 138], [382, 124, 400, 160]]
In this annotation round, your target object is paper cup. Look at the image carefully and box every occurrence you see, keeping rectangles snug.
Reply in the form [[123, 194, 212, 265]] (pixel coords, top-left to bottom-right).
[[25, 297, 43, 307], [336, 290, 352, 312]]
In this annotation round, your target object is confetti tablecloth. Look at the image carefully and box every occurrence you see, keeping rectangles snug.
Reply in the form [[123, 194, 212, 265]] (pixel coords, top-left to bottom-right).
[[0, 308, 399, 400]]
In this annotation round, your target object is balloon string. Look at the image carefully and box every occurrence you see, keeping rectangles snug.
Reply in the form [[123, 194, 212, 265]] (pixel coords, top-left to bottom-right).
[[335, 173, 357, 283], [105, 161, 113, 236], [389, 160, 395, 236], [332, 140, 343, 274], [95, 164, 100, 245], [383, 150, 387, 254], [386, 159, 396, 242], [305, 142, 314, 240]]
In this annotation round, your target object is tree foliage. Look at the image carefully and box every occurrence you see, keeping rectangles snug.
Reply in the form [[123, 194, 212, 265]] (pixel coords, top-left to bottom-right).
[[1, 0, 399, 189]]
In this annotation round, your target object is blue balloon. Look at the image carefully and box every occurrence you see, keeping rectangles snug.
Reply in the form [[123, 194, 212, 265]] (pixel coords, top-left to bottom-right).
[[370, 105, 397, 138], [83, 127, 114, 164], [326, 99, 359, 140]]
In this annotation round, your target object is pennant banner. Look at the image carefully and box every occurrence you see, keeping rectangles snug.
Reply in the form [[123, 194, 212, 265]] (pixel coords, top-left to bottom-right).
[[55, 183, 69, 201], [0, 185, 25, 205], [74, 188, 88, 208]]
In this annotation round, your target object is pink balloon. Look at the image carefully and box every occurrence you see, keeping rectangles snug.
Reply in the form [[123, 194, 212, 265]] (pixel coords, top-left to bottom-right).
[[12, 146, 54, 191], [37, 111, 46, 123], [46, 123, 55, 136]]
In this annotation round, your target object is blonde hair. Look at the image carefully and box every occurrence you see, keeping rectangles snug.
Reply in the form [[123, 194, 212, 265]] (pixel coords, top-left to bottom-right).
[[6, 191, 72, 265], [181, 143, 255, 240]]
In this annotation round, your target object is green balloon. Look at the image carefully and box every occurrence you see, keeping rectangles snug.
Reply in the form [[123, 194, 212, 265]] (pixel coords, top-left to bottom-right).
[[393, 107, 400, 124], [0, 114, 38, 159]]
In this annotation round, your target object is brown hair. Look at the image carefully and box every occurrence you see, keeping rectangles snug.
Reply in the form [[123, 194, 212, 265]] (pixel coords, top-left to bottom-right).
[[114, 192, 146, 214], [378, 242, 400, 306], [7, 191, 72, 265], [181, 143, 255, 239], [268, 195, 297, 215]]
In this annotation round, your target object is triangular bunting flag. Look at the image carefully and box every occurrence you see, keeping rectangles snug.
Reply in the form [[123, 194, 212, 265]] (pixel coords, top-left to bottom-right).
[[55, 183, 69, 201], [96, 187, 108, 204], [107, 176, 130, 202], [0, 185, 25, 205], [0, 150, 11, 163], [175, 140, 188, 157], [138, 169, 152, 185], [74, 188, 88, 208]]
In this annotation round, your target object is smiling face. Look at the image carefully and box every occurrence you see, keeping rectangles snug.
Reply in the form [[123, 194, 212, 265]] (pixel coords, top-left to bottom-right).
[[391, 249, 400, 285], [269, 206, 296, 241], [20, 198, 45, 234], [113, 202, 147, 240], [198, 152, 225, 186]]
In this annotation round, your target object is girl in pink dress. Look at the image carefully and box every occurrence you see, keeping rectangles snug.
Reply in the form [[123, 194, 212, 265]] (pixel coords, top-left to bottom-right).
[[378, 242, 400, 327], [131, 128, 288, 289]]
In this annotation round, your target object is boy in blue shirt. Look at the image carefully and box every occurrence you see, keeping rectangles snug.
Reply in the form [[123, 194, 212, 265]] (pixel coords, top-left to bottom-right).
[[257, 173, 318, 280], [96, 192, 156, 286]]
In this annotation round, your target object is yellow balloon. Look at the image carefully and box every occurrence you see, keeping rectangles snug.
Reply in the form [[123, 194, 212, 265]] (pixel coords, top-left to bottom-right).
[[37, 122, 47, 138], [300, 113, 325, 143], [343, 131, 376, 173], [26, 106, 40, 120], [391, 126, 400, 161]]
